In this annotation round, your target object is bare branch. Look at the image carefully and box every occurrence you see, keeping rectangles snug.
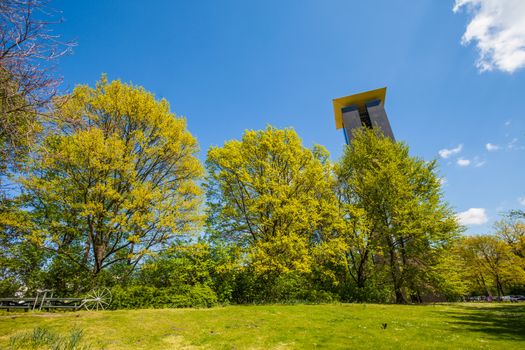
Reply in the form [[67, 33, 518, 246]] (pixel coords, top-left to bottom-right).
[[1, 0, 75, 175]]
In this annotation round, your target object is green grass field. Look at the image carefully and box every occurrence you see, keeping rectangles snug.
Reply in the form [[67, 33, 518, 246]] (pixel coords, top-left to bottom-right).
[[1, 303, 524, 349]]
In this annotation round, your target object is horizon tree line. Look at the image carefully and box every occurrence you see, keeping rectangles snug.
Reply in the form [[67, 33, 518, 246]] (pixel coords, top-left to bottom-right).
[[1, 1, 524, 305]]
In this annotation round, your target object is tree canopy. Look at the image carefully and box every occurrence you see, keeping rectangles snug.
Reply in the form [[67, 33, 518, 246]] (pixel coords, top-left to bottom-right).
[[205, 126, 337, 279], [335, 129, 460, 302], [19, 76, 203, 284]]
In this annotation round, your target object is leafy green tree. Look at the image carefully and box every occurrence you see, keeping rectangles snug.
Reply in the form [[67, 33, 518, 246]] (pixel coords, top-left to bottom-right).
[[495, 215, 525, 294], [336, 129, 459, 303], [0, 199, 48, 296], [424, 242, 469, 300], [205, 126, 338, 285], [456, 235, 525, 297], [19, 76, 203, 283], [495, 216, 525, 259]]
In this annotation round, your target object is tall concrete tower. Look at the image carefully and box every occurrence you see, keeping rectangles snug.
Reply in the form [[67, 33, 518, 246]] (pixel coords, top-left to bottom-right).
[[332, 87, 394, 144]]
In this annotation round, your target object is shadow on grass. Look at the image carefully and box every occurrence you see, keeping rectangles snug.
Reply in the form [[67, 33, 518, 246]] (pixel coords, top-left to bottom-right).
[[439, 304, 525, 341]]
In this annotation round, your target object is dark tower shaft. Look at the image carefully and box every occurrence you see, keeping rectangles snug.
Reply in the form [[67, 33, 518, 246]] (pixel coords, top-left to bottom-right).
[[332, 87, 394, 144]]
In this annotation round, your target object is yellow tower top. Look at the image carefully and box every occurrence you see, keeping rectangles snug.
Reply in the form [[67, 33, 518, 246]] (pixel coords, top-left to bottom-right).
[[332, 87, 387, 129]]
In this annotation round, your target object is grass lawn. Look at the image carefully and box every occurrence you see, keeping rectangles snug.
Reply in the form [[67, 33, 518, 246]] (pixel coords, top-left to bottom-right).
[[1, 303, 524, 349]]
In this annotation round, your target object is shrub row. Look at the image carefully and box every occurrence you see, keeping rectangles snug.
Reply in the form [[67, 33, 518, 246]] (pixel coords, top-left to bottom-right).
[[110, 284, 218, 309]]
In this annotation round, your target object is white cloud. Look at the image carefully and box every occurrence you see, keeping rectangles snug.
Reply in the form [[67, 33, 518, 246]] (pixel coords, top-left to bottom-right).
[[505, 120, 511, 126], [519, 197, 525, 206], [453, 0, 525, 73], [485, 143, 500, 151], [456, 208, 489, 225], [455, 156, 485, 167], [439, 144, 463, 158], [457, 158, 471, 166]]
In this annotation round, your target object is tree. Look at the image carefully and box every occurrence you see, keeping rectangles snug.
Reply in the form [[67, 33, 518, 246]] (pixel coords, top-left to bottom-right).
[[0, 196, 48, 296], [0, 0, 72, 177], [456, 235, 525, 297], [333, 165, 379, 299], [205, 126, 338, 281], [0, 0, 74, 296], [495, 216, 525, 259], [336, 129, 459, 303], [20, 76, 203, 283]]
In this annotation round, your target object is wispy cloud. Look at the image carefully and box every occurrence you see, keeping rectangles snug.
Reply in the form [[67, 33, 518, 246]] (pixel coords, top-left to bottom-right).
[[456, 208, 489, 225], [507, 138, 524, 150], [453, 0, 525, 73], [457, 158, 471, 166], [474, 159, 486, 167], [485, 143, 500, 151], [439, 144, 463, 159], [519, 197, 525, 206]]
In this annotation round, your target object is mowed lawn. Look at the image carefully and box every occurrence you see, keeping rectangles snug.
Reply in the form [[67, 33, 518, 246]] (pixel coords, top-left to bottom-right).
[[1, 303, 524, 349]]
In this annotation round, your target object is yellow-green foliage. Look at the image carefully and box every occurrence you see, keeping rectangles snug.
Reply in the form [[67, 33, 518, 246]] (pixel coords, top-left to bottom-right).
[[456, 234, 525, 296], [20, 76, 203, 275], [335, 129, 460, 302], [0, 68, 39, 174], [206, 126, 338, 276]]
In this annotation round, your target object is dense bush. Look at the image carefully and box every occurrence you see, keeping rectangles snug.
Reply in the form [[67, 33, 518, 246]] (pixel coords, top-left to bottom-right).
[[263, 273, 338, 303], [110, 284, 218, 309], [226, 271, 339, 304]]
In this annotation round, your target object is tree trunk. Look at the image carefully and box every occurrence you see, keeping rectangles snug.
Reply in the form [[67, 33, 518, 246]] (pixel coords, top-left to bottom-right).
[[387, 235, 406, 303], [93, 240, 106, 275], [395, 289, 407, 304], [356, 249, 369, 289]]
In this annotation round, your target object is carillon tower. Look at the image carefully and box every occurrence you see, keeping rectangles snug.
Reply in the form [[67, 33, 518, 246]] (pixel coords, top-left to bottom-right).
[[332, 87, 394, 144]]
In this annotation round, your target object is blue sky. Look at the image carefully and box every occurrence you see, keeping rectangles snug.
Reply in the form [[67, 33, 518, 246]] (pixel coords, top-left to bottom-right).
[[52, 0, 525, 234]]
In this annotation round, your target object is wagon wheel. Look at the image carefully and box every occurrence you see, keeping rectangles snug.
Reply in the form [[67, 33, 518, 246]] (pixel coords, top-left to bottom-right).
[[82, 288, 112, 311]]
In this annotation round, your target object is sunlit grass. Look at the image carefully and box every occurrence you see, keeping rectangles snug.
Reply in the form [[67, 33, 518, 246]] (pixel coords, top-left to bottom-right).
[[1, 303, 524, 349]]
